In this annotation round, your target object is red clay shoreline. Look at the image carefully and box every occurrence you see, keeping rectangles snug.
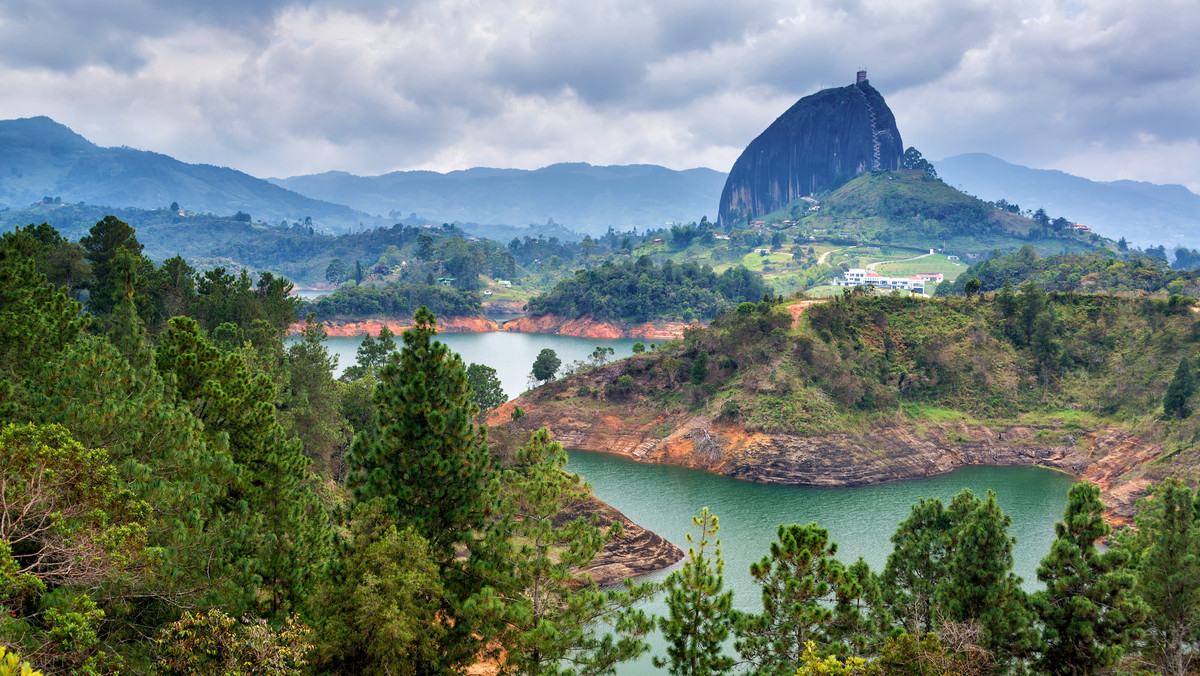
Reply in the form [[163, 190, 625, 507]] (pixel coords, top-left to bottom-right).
[[292, 313, 700, 341]]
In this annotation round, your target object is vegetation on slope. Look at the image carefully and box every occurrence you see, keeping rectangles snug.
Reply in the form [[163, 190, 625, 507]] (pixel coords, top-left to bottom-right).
[[529, 286, 1200, 482], [526, 255, 772, 322], [941, 244, 1200, 297]]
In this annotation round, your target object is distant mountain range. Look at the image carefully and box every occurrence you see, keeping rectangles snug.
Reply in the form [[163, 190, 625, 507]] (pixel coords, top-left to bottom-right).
[[268, 163, 727, 236], [0, 116, 726, 237], [0, 116, 366, 229], [5, 116, 1199, 248], [937, 153, 1200, 250]]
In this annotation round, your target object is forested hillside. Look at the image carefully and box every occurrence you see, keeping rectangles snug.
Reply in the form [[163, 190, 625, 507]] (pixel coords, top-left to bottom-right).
[[0, 218, 667, 674], [941, 243, 1200, 296], [525, 256, 772, 322], [7, 214, 1200, 674]]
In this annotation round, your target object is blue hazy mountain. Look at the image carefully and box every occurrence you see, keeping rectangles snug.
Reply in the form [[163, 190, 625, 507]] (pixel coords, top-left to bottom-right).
[[0, 116, 366, 228], [269, 163, 728, 236], [937, 152, 1200, 249]]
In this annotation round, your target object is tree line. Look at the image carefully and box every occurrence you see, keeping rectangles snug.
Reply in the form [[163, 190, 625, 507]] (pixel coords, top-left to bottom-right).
[[526, 256, 771, 323]]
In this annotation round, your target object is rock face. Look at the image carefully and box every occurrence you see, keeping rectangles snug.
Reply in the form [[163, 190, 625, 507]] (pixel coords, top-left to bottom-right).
[[487, 398, 1162, 528], [718, 79, 903, 227], [561, 496, 683, 586]]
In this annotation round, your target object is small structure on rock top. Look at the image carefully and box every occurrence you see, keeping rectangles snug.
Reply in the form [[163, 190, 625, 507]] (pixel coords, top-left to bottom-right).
[[857, 69, 868, 84]]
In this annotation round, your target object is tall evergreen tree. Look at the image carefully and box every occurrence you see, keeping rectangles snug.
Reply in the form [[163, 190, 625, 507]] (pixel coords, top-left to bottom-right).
[[80, 215, 150, 317], [347, 307, 492, 555], [280, 314, 352, 476], [882, 498, 954, 635], [1122, 479, 1200, 676], [1033, 482, 1144, 675], [937, 489, 1038, 666], [734, 523, 854, 674], [479, 428, 655, 675], [1163, 356, 1195, 419], [655, 507, 734, 675], [155, 317, 330, 618], [346, 306, 496, 672]]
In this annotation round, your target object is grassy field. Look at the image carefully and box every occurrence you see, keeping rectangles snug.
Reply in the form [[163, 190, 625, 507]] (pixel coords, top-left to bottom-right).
[[873, 254, 969, 281]]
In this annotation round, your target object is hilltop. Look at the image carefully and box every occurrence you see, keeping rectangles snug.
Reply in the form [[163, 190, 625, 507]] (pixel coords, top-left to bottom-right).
[[491, 290, 1200, 523]]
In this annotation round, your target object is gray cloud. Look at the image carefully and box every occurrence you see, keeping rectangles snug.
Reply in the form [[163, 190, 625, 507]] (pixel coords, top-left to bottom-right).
[[1, 0, 1198, 192]]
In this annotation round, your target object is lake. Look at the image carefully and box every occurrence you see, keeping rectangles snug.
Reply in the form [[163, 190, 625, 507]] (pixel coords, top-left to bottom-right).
[[564, 451, 1075, 673], [319, 332, 642, 398], [310, 329, 1075, 672]]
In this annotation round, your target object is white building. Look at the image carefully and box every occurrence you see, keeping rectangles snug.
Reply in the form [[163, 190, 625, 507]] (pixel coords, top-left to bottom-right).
[[833, 268, 927, 294]]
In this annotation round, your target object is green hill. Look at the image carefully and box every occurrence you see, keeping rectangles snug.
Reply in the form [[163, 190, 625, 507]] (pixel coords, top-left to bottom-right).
[[0, 116, 367, 228], [769, 170, 1110, 258]]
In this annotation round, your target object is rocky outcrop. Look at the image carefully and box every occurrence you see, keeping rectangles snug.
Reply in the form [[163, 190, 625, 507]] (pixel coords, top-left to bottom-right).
[[560, 496, 683, 586], [294, 316, 499, 336], [718, 78, 903, 227], [502, 313, 697, 341], [487, 400, 1164, 527]]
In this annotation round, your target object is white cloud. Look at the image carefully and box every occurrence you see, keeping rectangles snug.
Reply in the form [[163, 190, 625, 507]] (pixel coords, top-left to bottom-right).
[[0, 0, 1197, 192]]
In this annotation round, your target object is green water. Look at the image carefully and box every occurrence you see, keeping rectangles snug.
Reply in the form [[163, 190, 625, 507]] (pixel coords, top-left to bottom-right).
[[565, 450, 1076, 673], [311, 330, 1075, 671], [319, 333, 641, 398]]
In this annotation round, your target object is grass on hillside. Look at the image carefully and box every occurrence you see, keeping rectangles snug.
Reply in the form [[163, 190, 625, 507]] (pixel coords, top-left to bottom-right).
[[874, 255, 968, 280]]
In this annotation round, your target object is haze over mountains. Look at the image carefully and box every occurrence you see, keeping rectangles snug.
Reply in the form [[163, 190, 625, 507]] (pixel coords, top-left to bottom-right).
[[0, 116, 366, 228], [3, 115, 1200, 249], [269, 164, 726, 236], [937, 153, 1200, 249]]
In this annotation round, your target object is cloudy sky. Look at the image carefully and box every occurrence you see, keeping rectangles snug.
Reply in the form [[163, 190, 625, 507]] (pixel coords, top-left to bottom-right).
[[3, 0, 1199, 191]]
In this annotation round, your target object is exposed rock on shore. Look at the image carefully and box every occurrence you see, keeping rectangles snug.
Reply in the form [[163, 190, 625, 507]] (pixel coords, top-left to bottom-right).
[[291, 316, 500, 336], [488, 399, 1162, 526], [561, 496, 683, 586], [502, 313, 696, 341]]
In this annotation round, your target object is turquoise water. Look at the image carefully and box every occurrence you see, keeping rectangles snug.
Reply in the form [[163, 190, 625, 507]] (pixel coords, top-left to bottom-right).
[[319, 333, 641, 398], [564, 450, 1075, 673], [308, 329, 1075, 671]]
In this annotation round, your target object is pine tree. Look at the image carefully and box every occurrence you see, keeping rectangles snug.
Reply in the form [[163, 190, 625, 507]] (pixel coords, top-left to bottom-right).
[[155, 317, 330, 618], [1163, 356, 1195, 419], [937, 489, 1038, 666], [655, 507, 735, 675], [0, 231, 89, 412], [346, 306, 499, 672], [881, 497, 954, 635], [280, 314, 351, 476], [1124, 479, 1200, 676], [480, 428, 655, 674], [347, 306, 492, 556], [733, 523, 853, 674], [1033, 482, 1144, 675], [79, 216, 150, 317]]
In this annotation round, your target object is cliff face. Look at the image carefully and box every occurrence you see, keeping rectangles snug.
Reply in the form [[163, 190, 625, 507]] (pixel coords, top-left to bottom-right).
[[718, 80, 903, 227], [487, 397, 1160, 527]]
